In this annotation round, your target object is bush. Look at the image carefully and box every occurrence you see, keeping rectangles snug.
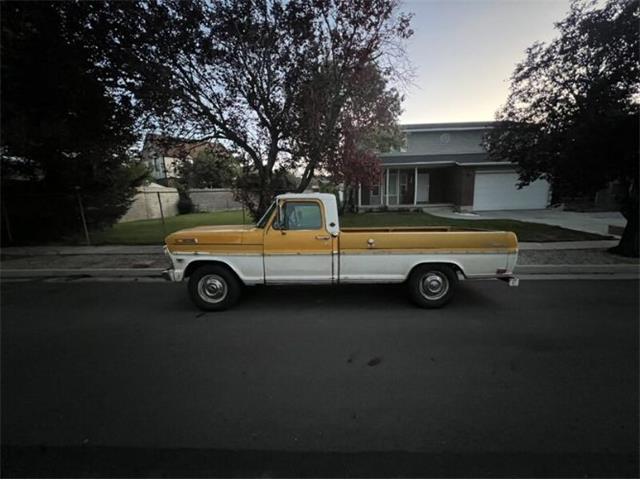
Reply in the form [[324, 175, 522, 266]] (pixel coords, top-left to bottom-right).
[[177, 189, 195, 215]]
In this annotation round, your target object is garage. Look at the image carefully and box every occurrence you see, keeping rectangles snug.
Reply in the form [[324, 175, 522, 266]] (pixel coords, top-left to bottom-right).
[[473, 170, 550, 211]]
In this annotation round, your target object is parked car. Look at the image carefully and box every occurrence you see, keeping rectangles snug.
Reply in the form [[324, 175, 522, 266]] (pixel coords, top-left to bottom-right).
[[163, 193, 519, 310]]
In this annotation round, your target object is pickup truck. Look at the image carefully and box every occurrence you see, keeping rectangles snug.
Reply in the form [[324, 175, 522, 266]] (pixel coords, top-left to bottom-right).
[[163, 193, 519, 310]]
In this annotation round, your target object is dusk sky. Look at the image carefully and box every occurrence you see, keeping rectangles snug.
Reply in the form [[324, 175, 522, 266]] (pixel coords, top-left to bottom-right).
[[399, 0, 572, 124]]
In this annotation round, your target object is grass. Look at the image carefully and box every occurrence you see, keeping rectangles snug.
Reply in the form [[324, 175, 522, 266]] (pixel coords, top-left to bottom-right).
[[89, 209, 610, 245], [90, 210, 250, 245]]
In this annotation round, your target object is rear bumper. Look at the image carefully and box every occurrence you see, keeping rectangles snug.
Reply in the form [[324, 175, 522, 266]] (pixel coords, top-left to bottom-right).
[[466, 273, 519, 286], [498, 275, 520, 287]]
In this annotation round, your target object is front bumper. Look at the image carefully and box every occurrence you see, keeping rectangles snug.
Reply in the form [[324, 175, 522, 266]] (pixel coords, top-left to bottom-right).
[[162, 268, 176, 282], [162, 246, 184, 282]]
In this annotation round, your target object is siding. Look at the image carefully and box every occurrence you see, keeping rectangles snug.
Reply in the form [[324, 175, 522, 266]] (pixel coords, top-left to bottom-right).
[[406, 130, 486, 155]]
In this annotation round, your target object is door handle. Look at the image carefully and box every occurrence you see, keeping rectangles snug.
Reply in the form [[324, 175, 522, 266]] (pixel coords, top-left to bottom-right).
[[315, 235, 331, 241]]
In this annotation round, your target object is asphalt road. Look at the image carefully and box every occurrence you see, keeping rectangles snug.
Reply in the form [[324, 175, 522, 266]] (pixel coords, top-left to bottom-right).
[[2, 279, 638, 477]]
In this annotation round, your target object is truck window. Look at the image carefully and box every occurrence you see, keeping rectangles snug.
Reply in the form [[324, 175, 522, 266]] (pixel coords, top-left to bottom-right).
[[282, 202, 322, 230], [256, 202, 276, 228]]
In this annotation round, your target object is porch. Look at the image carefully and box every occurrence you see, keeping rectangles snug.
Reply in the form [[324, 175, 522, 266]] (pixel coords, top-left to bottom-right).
[[358, 166, 467, 209]]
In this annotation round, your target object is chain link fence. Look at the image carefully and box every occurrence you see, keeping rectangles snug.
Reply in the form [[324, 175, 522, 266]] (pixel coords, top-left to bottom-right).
[[1, 187, 302, 246]]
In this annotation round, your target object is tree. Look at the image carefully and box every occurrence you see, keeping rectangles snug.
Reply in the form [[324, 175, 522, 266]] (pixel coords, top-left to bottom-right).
[[325, 63, 405, 212], [485, 0, 639, 257], [1, 2, 146, 242], [82, 0, 412, 218], [176, 147, 239, 189]]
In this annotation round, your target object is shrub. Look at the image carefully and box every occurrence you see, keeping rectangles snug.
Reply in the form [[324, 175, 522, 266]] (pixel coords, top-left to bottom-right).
[[177, 189, 195, 214]]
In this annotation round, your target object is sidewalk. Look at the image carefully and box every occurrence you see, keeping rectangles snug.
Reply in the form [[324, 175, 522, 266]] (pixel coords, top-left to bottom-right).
[[1, 241, 638, 279], [0, 240, 623, 255], [424, 206, 626, 237]]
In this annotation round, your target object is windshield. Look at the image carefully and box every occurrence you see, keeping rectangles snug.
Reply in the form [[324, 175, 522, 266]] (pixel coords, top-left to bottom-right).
[[255, 201, 276, 228]]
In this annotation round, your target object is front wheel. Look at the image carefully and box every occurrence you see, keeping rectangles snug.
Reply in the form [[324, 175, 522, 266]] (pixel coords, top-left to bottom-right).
[[408, 264, 458, 309], [188, 264, 241, 311]]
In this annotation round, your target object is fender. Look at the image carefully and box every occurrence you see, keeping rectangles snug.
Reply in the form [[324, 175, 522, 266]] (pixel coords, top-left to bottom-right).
[[166, 251, 264, 285]]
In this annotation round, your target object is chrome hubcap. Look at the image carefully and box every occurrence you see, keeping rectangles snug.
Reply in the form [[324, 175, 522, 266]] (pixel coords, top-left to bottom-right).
[[419, 272, 449, 300], [197, 274, 228, 304]]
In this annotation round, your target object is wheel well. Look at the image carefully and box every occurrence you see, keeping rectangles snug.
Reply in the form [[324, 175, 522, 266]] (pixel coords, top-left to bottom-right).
[[183, 260, 244, 285], [407, 262, 465, 281]]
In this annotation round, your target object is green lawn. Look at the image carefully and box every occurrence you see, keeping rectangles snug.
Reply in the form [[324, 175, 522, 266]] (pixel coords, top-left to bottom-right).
[[90, 209, 609, 245], [90, 210, 251, 245]]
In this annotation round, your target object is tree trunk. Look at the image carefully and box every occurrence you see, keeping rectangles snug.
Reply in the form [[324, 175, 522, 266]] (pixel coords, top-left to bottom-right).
[[611, 211, 639, 257], [610, 182, 639, 258]]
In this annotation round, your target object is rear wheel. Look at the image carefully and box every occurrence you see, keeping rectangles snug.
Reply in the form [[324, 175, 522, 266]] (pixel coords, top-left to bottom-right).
[[188, 264, 241, 311], [408, 264, 458, 308]]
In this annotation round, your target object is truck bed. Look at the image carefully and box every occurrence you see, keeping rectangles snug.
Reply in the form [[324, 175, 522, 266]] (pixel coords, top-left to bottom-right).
[[339, 228, 518, 253], [340, 226, 484, 233]]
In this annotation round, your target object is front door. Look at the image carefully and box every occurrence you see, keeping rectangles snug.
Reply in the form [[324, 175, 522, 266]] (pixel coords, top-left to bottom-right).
[[263, 199, 334, 284]]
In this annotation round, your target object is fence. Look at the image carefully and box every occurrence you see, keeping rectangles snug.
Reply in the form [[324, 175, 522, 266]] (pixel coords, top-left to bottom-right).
[[1, 186, 330, 246], [1, 191, 111, 246], [118, 184, 242, 222], [1, 188, 251, 246]]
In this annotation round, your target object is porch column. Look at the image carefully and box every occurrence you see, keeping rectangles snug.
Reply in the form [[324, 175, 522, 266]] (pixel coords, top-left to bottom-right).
[[357, 183, 362, 207], [414, 167, 418, 206], [385, 168, 390, 206]]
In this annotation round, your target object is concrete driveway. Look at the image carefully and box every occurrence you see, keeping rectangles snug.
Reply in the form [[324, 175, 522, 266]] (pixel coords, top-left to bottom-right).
[[427, 207, 626, 236]]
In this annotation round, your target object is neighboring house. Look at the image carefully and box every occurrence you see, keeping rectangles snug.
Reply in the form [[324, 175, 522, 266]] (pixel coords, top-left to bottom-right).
[[359, 122, 551, 211], [141, 133, 212, 183]]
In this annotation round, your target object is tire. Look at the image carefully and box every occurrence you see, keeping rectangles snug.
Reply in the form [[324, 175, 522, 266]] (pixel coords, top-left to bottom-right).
[[408, 264, 458, 309], [188, 264, 242, 311]]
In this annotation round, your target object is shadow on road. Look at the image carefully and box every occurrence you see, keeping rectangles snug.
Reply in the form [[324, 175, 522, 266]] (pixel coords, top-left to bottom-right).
[[218, 282, 503, 313], [2, 446, 638, 478]]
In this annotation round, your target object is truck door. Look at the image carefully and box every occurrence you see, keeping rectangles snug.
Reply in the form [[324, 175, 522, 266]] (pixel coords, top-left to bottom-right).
[[263, 199, 334, 284]]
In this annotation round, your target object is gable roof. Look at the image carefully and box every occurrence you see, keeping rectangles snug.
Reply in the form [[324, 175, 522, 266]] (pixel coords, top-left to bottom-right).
[[380, 152, 510, 167], [142, 133, 222, 159], [401, 121, 496, 132]]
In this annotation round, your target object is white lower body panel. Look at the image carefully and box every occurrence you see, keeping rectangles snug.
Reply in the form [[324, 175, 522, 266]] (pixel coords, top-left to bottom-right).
[[339, 251, 513, 283], [165, 250, 517, 285]]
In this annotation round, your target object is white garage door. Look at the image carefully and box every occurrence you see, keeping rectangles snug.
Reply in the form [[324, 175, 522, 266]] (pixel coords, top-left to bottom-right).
[[473, 171, 550, 211]]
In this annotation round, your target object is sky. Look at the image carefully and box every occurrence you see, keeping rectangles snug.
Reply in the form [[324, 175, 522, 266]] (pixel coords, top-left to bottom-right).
[[399, 0, 572, 124]]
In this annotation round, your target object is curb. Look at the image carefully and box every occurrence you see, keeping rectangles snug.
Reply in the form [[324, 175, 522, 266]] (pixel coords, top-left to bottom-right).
[[2, 265, 638, 279], [1, 246, 164, 256], [515, 264, 640, 275], [1, 268, 165, 278], [0, 240, 622, 255]]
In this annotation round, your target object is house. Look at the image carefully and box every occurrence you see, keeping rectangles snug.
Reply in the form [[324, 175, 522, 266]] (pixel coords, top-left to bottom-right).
[[358, 122, 551, 211], [141, 134, 213, 183]]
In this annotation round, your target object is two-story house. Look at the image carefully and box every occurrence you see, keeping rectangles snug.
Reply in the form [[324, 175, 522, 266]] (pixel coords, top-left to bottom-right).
[[142, 133, 213, 183], [358, 122, 551, 211]]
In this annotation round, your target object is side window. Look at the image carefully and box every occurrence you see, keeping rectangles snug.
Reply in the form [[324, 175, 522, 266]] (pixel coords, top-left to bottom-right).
[[282, 202, 323, 230]]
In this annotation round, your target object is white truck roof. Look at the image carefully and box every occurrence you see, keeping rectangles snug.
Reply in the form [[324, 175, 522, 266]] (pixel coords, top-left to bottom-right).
[[276, 192, 340, 235]]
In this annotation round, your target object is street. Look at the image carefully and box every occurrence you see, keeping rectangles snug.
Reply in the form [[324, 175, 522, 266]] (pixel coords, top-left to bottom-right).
[[2, 279, 639, 477]]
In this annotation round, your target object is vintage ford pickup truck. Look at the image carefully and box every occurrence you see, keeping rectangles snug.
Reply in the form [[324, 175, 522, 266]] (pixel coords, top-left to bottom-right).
[[163, 193, 519, 310]]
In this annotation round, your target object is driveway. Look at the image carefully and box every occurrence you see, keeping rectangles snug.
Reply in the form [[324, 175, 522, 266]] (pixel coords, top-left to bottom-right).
[[428, 207, 626, 236]]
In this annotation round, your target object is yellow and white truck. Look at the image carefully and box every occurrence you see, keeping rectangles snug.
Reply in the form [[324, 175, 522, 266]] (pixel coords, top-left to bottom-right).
[[163, 193, 519, 310]]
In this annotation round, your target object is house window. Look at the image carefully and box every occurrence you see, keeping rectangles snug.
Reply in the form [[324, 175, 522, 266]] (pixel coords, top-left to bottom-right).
[[400, 133, 408, 152]]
